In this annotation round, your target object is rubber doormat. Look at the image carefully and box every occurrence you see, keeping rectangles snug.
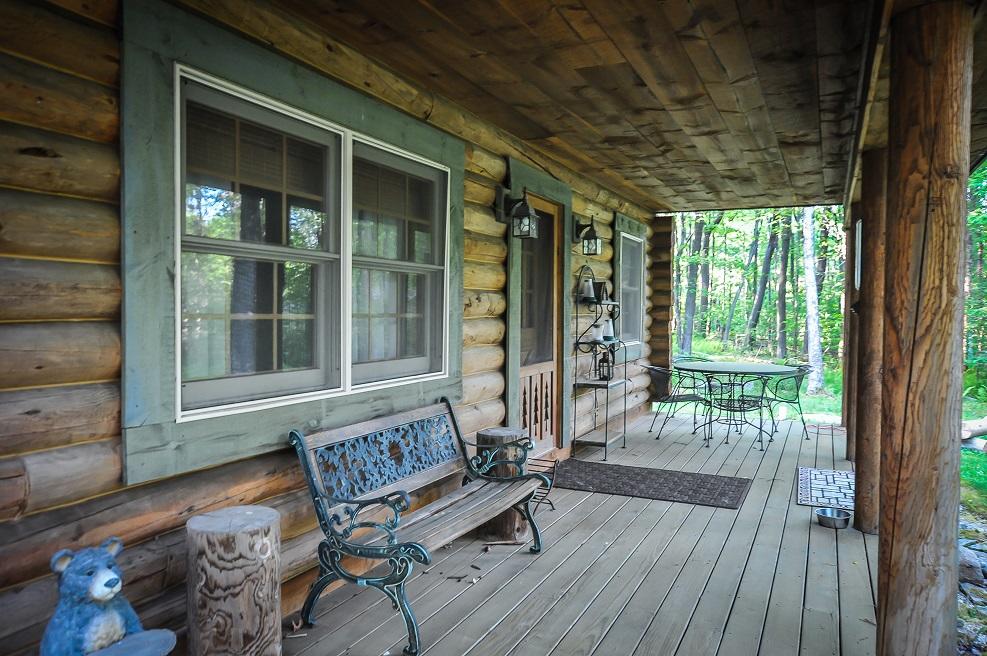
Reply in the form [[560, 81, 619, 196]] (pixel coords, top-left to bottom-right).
[[553, 458, 752, 509]]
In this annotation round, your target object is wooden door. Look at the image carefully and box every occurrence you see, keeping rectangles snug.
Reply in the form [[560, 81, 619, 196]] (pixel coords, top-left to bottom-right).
[[519, 195, 562, 451]]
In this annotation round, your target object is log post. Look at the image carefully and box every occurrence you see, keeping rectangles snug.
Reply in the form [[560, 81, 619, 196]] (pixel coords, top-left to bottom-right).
[[186, 505, 282, 656], [854, 148, 887, 535], [879, 2, 971, 654], [845, 202, 861, 461], [477, 427, 530, 541]]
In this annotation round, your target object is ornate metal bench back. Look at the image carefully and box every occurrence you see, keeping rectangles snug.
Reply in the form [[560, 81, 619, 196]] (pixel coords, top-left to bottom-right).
[[288, 403, 467, 538]]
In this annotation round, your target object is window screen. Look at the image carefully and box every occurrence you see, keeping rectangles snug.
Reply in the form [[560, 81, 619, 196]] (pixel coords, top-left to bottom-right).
[[618, 233, 645, 344]]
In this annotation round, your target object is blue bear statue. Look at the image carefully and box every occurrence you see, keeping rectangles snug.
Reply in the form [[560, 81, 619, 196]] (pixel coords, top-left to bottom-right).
[[41, 537, 143, 656]]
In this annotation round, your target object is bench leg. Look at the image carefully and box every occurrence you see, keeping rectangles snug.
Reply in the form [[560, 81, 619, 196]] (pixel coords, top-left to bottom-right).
[[514, 497, 542, 554], [301, 566, 339, 627], [381, 579, 421, 656]]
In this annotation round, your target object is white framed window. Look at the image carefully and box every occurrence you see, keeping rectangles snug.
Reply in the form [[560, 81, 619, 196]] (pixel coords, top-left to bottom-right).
[[177, 71, 450, 415], [617, 232, 645, 345]]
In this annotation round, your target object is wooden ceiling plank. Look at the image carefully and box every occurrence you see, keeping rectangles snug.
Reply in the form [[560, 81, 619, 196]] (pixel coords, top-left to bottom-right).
[[736, 0, 828, 202], [581, 0, 765, 205]]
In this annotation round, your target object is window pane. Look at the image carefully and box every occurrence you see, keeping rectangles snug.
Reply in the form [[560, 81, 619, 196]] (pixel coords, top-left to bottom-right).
[[239, 122, 282, 187], [619, 236, 644, 343], [184, 100, 333, 252], [350, 143, 447, 384], [181, 253, 317, 381]]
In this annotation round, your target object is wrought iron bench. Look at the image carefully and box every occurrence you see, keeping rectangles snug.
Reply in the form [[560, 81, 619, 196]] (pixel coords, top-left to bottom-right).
[[288, 397, 552, 656]]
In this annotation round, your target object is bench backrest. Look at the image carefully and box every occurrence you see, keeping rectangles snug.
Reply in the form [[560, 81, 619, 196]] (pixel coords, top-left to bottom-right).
[[290, 401, 468, 509]]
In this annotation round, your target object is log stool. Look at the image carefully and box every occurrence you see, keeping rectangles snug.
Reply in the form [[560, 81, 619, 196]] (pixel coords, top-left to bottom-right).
[[186, 505, 281, 656], [477, 427, 531, 541]]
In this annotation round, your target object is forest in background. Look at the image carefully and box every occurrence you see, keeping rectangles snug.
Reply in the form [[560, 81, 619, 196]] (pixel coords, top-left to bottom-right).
[[671, 169, 987, 421]]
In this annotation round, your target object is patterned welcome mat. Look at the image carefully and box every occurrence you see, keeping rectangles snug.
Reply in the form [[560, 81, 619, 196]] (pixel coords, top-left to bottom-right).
[[797, 467, 855, 510], [553, 459, 752, 509]]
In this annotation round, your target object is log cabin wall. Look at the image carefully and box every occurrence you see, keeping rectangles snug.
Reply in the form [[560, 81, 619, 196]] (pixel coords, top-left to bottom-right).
[[0, 1, 668, 651]]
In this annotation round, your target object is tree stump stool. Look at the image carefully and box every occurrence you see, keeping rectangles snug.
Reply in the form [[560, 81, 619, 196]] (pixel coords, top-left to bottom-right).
[[477, 427, 531, 541], [186, 505, 281, 656]]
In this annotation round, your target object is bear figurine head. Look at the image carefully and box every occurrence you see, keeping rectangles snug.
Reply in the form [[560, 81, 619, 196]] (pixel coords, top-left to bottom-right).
[[50, 537, 126, 604]]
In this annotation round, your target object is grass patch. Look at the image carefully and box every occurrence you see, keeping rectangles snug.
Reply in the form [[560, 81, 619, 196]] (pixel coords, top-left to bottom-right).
[[962, 448, 987, 519]]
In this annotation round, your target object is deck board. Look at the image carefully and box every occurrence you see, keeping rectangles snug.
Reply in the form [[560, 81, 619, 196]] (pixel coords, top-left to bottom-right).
[[284, 415, 876, 656]]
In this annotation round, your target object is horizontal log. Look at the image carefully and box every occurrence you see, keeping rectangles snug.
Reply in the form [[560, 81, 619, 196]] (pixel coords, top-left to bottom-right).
[[464, 175, 496, 206], [0, 258, 120, 320], [0, 0, 119, 87], [0, 189, 119, 262], [571, 196, 616, 224], [464, 144, 506, 182], [461, 370, 505, 406], [0, 322, 120, 389], [574, 390, 649, 438], [570, 255, 612, 280], [0, 121, 119, 202], [5, 437, 122, 516], [0, 383, 119, 456], [453, 398, 506, 436], [46, 0, 119, 27], [0, 457, 27, 520], [462, 290, 506, 318], [464, 230, 507, 264], [0, 52, 118, 143], [461, 317, 505, 347], [463, 202, 504, 238], [463, 260, 506, 291], [0, 449, 304, 589], [461, 344, 505, 376]]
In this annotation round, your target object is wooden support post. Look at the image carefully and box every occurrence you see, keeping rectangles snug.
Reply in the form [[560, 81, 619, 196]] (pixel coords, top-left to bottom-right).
[[477, 427, 531, 541], [845, 202, 861, 461], [879, 2, 971, 654], [186, 505, 282, 656], [854, 148, 887, 535]]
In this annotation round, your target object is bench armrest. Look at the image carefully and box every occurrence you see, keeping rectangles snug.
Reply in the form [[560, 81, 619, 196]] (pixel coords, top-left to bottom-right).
[[324, 490, 413, 545]]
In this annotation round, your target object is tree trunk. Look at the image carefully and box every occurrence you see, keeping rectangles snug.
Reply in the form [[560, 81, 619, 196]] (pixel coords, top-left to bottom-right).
[[699, 211, 723, 337], [674, 217, 690, 347], [776, 213, 792, 358], [681, 215, 704, 354], [723, 219, 761, 346], [802, 207, 825, 393], [746, 216, 778, 349]]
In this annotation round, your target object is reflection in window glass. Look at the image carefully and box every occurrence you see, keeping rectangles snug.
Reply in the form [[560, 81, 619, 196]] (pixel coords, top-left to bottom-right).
[[181, 253, 316, 381]]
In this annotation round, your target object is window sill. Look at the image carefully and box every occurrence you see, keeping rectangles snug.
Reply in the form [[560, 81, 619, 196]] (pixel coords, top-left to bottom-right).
[[177, 369, 450, 423]]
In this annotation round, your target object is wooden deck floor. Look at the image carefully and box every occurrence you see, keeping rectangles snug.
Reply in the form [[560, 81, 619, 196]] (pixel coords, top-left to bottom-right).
[[284, 413, 877, 656]]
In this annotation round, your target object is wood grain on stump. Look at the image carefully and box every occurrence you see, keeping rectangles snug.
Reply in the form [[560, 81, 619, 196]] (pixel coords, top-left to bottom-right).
[[186, 505, 282, 656], [477, 427, 530, 541]]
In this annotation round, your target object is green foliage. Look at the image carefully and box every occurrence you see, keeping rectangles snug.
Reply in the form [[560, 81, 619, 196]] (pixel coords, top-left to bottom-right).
[[961, 448, 987, 518]]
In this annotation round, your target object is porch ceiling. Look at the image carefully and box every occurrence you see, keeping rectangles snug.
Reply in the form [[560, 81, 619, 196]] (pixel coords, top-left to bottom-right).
[[278, 0, 871, 211]]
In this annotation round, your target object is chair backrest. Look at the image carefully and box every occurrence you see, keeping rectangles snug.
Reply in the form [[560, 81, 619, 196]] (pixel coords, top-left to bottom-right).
[[643, 365, 674, 400], [289, 401, 468, 514], [772, 365, 812, 401]]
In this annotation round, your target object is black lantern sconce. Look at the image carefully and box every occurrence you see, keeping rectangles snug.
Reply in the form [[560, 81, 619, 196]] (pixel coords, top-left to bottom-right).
[[495, 186, 539, 239], [574, 217, 603, 256]]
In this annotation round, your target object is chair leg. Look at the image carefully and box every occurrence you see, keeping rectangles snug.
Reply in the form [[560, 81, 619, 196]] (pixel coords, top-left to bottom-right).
[[796, 399, 810, 440], [300, 567, 339, 627], [648, 403, 662, 432], [756, 407, 764, 451], [515, 497, 543, 553]]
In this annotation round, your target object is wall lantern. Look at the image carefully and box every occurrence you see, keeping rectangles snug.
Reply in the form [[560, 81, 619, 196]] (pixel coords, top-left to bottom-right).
[[495, 186, 539, 239], [574, 218, 603, 256]]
